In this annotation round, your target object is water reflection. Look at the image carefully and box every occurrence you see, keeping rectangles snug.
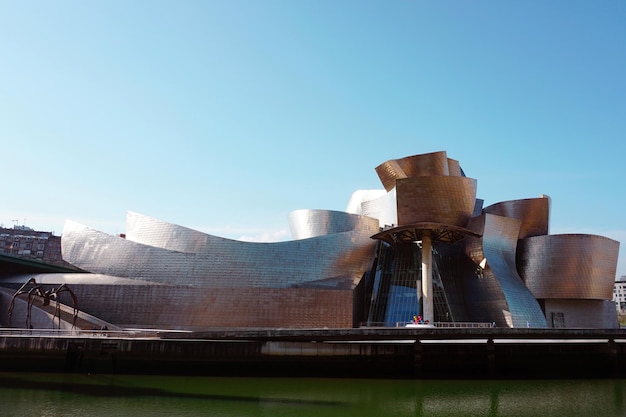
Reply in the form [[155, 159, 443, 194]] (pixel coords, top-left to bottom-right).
[[0, 373, 624, 417]]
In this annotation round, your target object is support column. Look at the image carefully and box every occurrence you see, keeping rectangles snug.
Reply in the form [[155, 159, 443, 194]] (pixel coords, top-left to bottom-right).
[[421, 232, 433, 323]]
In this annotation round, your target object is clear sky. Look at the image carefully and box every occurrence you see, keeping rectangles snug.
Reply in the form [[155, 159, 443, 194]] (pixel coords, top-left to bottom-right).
[[1, 1, 625, 278]]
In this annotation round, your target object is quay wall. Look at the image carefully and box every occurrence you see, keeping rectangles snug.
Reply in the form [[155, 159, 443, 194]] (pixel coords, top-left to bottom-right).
[[1, 328, 625, 378]]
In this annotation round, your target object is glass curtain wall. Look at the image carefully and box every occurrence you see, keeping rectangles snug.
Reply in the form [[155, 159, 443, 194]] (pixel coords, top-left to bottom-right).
[[366, 242, 456, 326], [367, 243, 421, 326]]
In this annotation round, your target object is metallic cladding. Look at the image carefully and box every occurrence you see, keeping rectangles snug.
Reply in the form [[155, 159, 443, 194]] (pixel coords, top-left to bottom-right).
[[464, 214, 548, 328], [58, 212, 379, 328], [126, 211, 210, 254], [483, 197, 550, 239], [447, 158, 462, 176], [517, 234, 620, 300], [357, 189, 397, 227], [4, 280, 356, 329], [345, 189, 387, 215], [542, 299, 619, 328], [375, 151, 452, 191], [62, 216, 377, 290], [395, 176, 477, 227], [396, 151, 450, 177], [374, 159, 405, 192], [287, 209, 380, 240]]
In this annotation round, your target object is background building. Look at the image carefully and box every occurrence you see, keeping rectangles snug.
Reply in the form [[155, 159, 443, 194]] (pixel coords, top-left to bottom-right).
[[0, 225, 70, 268], [614, 277, 626, 311]]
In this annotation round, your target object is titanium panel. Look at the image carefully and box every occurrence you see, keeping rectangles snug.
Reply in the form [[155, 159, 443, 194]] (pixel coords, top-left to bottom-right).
[[126, 211, 209, 254], [396, 176, 477, 227], [62, 218, 377, 290], [461, 217, 508, 324], [517, 234, 619, 300], [463, 214, 548, 328], [358, 188, 397, 227], [543, 299, 619, 329], [345, 189, 387, 215], [396, 151, 450, 178], [287, 209, 380, 240], [374, 159, 405, 192], [64, 285, 356, 329], [447, 158, 462, 177], [375, 151, 451, 191], [483, 197, 550, 239], [0, 276, 356, 328]]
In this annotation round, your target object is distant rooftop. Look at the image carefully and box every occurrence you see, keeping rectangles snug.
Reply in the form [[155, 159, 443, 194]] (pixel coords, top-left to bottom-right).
[[12, 225, 34, 231]]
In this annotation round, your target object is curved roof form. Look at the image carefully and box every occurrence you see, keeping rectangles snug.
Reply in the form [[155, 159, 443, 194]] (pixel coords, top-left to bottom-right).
[[396, 176, 477, 227], [375, 151, 463, 192], [126, 211, 235, 253], [483, 197, 550, 239], [62, 215, 378, 290], [517, 234, 619, 300], [287, 209, 380, 240], [464, 214, 548, 328], [447, 157, 463, 177]]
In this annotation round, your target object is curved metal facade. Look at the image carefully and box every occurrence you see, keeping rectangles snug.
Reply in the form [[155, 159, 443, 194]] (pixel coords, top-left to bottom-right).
[[1, 149, 617, 330], [352, 189, 397, 227], [0, 273, 356, 328], [345, 189, 387, 215], [287, 209, 380, 240], [125, 210, 212, 253], [517, 234, 619, 300], [462, 214, 548, 328], [362, 152, 617, 329], [63, 217, 377, 290], [57, 210, 379, 328], [375, 151, 461, 192], [396, 176, 477, 227], [483, 197, 550, 239]]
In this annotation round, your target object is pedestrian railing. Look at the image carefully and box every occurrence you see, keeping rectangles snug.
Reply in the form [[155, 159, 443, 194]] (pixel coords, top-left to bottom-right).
[[0, 328, 160, 338], [360, 321, 493, 328]]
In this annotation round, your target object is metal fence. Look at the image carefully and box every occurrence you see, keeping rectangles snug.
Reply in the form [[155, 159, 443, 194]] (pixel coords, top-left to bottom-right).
[[0, 328, 160, 338], [361, 321, 494, 328]]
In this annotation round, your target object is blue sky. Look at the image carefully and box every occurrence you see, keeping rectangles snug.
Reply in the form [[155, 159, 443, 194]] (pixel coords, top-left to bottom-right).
[[1, 1, 625, 277]]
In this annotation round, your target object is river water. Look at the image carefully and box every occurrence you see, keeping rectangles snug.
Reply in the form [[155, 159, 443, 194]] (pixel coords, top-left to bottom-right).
[[0, 372, 624, 416]]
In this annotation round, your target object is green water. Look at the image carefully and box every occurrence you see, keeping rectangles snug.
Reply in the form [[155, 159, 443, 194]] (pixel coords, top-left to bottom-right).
[[0, 373, 624, 417]]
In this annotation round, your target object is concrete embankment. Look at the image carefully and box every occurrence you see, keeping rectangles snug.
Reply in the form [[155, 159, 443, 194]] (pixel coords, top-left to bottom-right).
[[1, 328, 625, 378]]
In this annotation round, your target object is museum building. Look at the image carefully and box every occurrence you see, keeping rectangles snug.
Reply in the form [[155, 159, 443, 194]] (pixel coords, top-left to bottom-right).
[[0, 151, 620, 329]]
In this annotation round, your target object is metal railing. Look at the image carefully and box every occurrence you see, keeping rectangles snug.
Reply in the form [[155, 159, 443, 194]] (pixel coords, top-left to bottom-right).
[[360, 321, 494, 328], [434, 322, 494, 328], [0, 328, 160, 338]]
